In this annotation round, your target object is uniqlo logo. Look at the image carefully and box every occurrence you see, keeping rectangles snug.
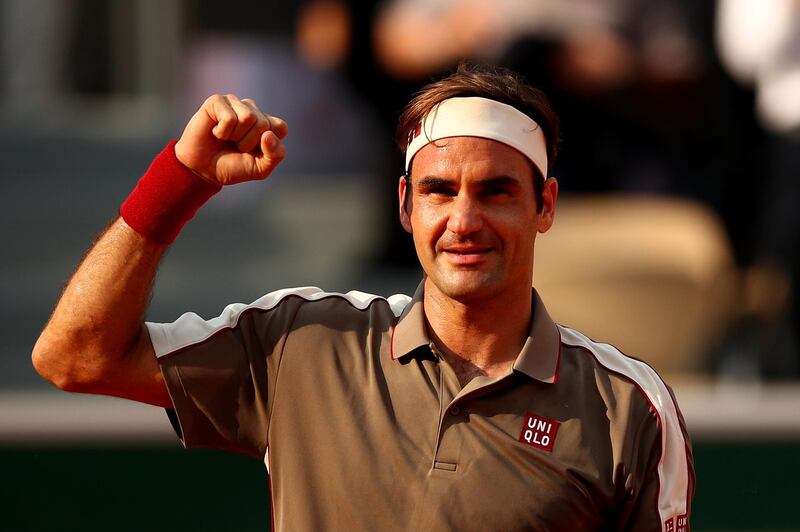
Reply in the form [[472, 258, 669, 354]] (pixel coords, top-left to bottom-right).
[[665, 515, 687, 532], [518, 413, 559, 452]]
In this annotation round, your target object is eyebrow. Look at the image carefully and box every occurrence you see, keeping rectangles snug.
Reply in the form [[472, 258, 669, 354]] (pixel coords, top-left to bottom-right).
[[415, 175, 521, 188], [416, 176, 454, 188]]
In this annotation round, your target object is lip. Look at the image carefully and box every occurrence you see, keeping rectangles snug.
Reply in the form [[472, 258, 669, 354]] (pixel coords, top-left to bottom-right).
[[441, 247, 493, 265]]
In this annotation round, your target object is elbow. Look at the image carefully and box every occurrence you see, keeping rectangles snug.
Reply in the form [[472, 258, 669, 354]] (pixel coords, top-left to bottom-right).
[[31, 336, 70, 390], [32, 335, 95, 393]]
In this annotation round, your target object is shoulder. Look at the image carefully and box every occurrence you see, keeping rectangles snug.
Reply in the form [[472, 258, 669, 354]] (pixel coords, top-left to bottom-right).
[[287, 288, 411, 316], [557, 325, 694, 520], [558, 325, 682, 425], [286, 288, 411, 331], [147, 287, 412, 357]]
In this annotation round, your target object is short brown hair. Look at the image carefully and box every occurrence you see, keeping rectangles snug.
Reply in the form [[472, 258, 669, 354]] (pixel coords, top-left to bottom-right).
[[396, 63, 560, 211]]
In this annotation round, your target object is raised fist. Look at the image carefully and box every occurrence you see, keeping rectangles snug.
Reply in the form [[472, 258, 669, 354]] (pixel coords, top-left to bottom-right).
[[175, 94, 289, 186]]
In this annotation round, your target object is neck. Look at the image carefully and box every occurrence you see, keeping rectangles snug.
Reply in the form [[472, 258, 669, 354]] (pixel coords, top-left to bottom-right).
[[423, 278, 532, 381]]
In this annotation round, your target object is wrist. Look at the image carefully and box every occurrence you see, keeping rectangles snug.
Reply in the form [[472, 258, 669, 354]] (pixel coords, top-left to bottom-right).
[[120, 140, 221, 245]]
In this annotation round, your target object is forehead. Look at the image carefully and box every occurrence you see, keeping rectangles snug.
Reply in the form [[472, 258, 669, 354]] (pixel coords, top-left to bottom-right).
[[411, 136, 533, 179]]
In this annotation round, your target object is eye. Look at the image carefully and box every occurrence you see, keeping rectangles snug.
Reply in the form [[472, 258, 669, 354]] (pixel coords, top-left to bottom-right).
[[429, 185, 456, 197], [482, 184, 513, 197], [417, 181, 457, 199]]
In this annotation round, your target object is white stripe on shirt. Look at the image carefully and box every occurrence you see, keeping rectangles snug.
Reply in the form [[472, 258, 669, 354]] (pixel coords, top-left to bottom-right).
[[559, 326, 690, 527], [146, 287, 411, 358]]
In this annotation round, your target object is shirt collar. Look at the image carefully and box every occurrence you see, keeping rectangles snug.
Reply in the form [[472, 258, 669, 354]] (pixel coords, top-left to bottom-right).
[[390, 281, 429, 360], [512, 290, 561, 384], [391, 281, 562, 384]]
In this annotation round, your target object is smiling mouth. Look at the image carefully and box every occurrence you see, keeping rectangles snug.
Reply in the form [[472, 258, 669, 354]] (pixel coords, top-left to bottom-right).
[[441, 247, 493, 264], [444, 248, 491, 255]]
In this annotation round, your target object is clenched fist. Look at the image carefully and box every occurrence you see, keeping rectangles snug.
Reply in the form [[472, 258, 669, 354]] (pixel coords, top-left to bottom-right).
[[175, 94, 288, 186]]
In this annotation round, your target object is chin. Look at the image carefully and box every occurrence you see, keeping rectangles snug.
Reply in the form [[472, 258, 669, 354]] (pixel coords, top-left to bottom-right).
[[428, 271, 505, 302]]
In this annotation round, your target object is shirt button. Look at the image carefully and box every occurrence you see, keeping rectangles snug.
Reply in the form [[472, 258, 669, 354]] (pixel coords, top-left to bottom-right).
[[449, 406, 461, 416]]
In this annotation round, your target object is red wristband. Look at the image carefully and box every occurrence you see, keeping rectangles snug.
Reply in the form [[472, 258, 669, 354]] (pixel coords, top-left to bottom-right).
[[120, 140, 221, 244]]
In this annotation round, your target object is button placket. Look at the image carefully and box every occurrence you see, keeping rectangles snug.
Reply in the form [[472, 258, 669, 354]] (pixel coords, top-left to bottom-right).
[[430, 345, 447, 468], [431, 347, 466, 470]]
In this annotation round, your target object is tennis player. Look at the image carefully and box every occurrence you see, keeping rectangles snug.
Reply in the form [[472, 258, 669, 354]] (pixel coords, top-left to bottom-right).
[[34, 63, 693, 531]]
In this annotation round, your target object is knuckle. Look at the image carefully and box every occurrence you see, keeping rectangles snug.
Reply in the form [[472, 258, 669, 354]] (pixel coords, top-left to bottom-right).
[[270, 116, 287, 129], [240, 109, 257, 125], [206, 93, 224, 105]]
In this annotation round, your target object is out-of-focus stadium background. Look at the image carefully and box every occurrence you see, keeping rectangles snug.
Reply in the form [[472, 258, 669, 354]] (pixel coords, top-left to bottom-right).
[[1, 0, 798, 530]]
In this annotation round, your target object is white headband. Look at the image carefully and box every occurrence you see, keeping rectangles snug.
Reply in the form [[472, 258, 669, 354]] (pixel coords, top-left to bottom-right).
[[404, 96, 548, 178]]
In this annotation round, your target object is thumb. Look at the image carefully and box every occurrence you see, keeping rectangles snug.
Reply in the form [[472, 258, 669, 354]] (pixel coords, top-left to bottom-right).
[[259, 130, 286, 167]]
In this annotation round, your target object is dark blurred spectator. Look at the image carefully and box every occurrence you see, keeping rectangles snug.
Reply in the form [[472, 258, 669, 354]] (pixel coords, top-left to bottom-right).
[[715, 0, 800, 378]]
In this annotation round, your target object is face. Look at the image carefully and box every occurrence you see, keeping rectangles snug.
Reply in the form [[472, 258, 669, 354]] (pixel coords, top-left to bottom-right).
[[399, 136, 558, 304]]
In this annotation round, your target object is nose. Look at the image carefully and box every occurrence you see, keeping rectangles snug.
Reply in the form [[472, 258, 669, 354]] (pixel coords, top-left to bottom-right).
[[446, 194, 483, 235]]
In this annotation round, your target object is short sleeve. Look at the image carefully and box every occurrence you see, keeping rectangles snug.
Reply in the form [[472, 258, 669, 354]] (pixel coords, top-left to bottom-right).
[[147, 288, 321, 458], [616, 389, 696, 532]]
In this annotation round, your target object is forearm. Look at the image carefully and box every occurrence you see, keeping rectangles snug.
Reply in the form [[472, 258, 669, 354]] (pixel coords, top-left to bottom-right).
[[33, 95, 286, 407], [33, 218, 165, 398]]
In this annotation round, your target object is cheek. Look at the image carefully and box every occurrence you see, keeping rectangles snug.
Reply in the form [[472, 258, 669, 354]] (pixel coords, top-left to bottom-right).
[[498, 210, 539, 246], [411, 203, 446, 236]]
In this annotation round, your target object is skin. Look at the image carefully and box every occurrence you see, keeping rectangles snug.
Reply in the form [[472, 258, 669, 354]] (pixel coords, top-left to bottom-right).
[[399, 137, 558, 385], [32, 97, 556, 400], [31, 94, 287, 407]]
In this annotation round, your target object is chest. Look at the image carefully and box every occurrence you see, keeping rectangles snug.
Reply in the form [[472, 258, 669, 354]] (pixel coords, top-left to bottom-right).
[[268, 336, 619, 531]]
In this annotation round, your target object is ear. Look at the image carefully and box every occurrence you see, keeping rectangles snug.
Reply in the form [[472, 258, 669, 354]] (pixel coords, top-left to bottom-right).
[[536, 177, 558, 233], [398, 175, 413, 233]]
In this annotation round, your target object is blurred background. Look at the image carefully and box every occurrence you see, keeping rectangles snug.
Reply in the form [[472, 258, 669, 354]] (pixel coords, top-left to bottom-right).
[[0, 0, 798, 530]]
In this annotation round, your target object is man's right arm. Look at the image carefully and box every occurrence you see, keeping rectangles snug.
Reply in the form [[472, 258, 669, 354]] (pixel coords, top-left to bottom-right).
[[32, 95, 288, 408], [32, 218, 171, 406]]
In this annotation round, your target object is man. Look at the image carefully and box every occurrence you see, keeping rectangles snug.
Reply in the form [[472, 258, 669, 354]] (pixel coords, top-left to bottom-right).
[[33, 64, 694, 531]]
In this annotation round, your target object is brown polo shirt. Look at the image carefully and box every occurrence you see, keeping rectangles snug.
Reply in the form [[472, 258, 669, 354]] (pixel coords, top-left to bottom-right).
[[147, 282, 694, 532]]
